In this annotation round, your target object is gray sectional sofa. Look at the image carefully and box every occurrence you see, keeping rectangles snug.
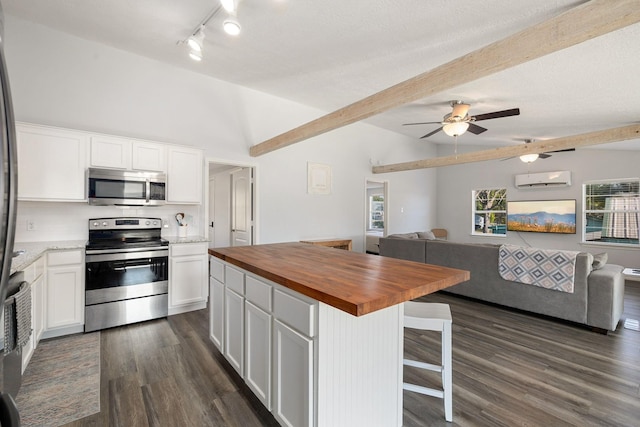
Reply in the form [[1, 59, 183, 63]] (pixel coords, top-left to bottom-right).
[[379, 234, 625, 332]]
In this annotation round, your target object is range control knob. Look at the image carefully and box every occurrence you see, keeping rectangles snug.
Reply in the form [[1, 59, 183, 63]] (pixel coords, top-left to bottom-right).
[[102, 221, 108, 227], [92, 222, 99, 227], [145, 221, 151, 226], [152, 221, 158, 226]]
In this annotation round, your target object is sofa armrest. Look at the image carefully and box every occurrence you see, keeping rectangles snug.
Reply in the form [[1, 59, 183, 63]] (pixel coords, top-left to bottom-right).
[[587, 264, 625, 331]]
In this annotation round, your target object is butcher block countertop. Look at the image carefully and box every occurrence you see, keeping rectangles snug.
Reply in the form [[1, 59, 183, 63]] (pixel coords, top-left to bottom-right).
[[209, 242, 470, 316]]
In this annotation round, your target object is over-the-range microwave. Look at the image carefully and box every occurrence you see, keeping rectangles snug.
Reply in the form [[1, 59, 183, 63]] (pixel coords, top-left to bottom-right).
[[87, 168, 166, 206]]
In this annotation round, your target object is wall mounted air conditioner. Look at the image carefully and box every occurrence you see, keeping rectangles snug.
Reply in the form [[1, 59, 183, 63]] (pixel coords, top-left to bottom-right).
[[514, 171, 571, 189]]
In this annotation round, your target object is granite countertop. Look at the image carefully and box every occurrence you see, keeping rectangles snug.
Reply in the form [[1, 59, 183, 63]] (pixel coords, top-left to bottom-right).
[[11, 240, 87, 275], [164, 235, 209, 244]]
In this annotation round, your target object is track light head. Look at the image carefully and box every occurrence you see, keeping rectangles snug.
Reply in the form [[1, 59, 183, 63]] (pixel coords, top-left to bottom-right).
[[187, 25, 205, 52], [223, 18, 241, 36]]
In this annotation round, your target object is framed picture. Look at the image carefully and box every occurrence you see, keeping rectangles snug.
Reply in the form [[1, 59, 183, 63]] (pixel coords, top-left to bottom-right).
[[307, 162, 332, 195]]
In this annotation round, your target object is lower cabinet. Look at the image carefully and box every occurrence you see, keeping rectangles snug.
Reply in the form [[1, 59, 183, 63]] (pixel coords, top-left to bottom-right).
[[169, 242, 208, 315], [44, 249, 84, 338], [209, 276, 225, 351], [209, 257, 316, 427], [245, 301, 272, 409], [273, 320, 313, 427], [224, 287, 244, 375], [21, 257, 45, 371]]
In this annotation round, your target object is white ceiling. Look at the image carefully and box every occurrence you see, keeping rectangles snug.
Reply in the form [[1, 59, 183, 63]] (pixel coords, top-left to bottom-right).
[[3, 0, 640, 151]]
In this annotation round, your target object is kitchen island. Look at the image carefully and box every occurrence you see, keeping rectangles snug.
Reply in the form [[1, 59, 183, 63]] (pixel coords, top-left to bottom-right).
[[209, 242, 469, 427]]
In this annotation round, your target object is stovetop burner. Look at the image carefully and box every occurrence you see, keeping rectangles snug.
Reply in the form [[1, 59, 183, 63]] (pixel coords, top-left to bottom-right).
[[87, 217, 167, 251]]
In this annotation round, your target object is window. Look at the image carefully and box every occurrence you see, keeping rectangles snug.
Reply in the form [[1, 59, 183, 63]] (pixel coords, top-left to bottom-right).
[[472, 188, 507, 236], [368, 195, 385, 230], [583, 178, 639, 246]]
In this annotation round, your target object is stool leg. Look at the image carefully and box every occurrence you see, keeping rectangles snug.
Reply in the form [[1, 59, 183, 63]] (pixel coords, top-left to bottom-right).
[[442, 321, 453, 422]]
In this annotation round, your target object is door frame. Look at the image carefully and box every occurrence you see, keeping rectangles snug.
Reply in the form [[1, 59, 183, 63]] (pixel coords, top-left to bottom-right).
[[205, 157, 259, 246], [364, 179, 389, 250]]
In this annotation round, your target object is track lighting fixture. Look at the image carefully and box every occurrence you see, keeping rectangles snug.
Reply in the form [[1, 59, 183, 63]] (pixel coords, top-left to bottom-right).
[[182, 3, 242, 62], [223, 18, 241, 36], [187, 26, 205, 52]]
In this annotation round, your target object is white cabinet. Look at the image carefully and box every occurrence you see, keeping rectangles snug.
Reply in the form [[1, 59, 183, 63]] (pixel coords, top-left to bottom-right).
[[224, 287, 244, 375], [16, 123, 88, 201], [132, 141, 166, 172], [44, 249, 84, 338], [273, 320, 314, 427], [209, 276, 225, 351], [90, 135, 166, 172], [90, 135, 132, 169], [245, 301, 272, 409], [169, 242, 208, 315], [21, 256, 45, 372], [167, 146, 203, 204]]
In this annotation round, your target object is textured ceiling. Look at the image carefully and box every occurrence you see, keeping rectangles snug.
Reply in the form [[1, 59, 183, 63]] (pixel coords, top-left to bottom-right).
[[3, 0, 640, 151]]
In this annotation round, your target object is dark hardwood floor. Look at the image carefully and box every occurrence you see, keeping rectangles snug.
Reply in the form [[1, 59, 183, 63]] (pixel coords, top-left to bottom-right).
[[64, 281, 640, 427]]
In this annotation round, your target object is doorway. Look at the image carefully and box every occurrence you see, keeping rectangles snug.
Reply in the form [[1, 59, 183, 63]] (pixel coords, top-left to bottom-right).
[[365, 179, 388, 254], [207, 160, 256, 249]]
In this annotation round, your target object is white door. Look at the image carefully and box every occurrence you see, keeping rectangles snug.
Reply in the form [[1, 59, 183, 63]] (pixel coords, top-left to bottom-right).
[[231, 167, 253, 246], [208, 177, 216, 249]]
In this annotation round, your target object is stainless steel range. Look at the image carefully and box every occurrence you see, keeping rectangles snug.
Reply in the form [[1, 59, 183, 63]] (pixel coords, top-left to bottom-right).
[[85, 217, 169, 332]]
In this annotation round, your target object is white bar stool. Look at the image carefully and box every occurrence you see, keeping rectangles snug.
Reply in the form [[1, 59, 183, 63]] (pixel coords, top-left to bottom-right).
[[403, 301, 453, 422]]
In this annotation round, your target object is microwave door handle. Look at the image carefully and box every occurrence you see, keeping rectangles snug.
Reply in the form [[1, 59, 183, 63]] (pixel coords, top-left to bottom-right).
[[146, 179, 150, 203]]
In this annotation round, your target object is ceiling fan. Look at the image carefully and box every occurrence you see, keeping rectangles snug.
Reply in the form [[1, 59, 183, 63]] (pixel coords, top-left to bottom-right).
[[403, 100, 520, 139], [517, 139, 575, 163]]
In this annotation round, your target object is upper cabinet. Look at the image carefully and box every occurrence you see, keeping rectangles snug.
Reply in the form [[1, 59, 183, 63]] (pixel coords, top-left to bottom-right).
[[16, 123, 88, 201], [16, 122, 202, 205], [90, 135, 166, 172], [167, 146, 203, 204]]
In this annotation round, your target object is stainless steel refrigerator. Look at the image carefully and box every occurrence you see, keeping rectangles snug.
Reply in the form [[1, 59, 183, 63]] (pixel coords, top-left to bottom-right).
[[0, 1, 20, 425]]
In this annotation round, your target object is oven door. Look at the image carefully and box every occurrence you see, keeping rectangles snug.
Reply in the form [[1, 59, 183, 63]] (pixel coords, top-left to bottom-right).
[[85, 249, 168, 305]]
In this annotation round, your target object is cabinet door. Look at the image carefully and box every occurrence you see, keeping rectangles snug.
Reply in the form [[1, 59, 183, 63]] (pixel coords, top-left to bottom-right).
[[245, 301, 272, 410], [209, 277, 225, 352], [167, 146, 203, 204], [33, 274, 45, 343], [46, 265, 84, 329], [21, 283, 37, 372], [90, 135, 132, 169], [224, 288, 244, 375], [132, 141, 166, 172], [273, 320, 314, 427], [169, 254, 208, 308], [16, 123, 88, 201]]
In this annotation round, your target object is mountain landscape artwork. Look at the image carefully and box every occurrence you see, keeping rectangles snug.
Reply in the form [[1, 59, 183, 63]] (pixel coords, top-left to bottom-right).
[[507, 200, 576, 234]]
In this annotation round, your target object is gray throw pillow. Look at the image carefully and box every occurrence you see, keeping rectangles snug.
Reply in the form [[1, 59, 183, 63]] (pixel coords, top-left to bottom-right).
[[417, 231, 436, 240], [592, 253, 608, 270]]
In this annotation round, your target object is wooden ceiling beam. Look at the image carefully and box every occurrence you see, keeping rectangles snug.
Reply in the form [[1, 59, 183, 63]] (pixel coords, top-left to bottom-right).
[[250, 0, 640, 157], [371, 124, 640, 173]]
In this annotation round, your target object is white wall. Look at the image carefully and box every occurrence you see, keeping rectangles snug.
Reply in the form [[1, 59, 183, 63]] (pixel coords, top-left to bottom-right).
[[5, 16, 437, 251], [435, 144, 640, 266]]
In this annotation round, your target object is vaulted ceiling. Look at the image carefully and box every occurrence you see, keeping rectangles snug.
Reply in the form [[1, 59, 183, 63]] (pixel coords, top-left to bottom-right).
[[4, 0, 640, 152]]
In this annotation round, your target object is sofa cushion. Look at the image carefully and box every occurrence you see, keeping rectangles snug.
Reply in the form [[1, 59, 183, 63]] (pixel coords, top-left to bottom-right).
[[592, 253, 608, 270]]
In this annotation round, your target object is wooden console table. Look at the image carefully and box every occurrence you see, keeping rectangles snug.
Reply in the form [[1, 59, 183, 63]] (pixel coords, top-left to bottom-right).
[[300, 237, 352, 251]]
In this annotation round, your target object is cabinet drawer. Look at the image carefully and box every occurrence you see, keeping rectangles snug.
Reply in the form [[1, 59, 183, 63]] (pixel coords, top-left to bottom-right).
[[245, 276, 272, 312], [48, 250, 83, 266], [171, 242, 207, 257], [273, 289, 316, 337], [226, 265, 245, 295], [210, 257, 224, 282]]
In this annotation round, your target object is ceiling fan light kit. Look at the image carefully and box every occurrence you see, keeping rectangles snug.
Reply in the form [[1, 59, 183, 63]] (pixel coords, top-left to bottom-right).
[[443, 121, 469, 137], [519, 153, 539, 163]]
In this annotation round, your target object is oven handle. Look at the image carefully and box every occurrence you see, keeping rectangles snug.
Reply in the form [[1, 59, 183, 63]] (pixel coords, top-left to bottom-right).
[[86, 249, 169, 263], [146, 178, 150, 204]]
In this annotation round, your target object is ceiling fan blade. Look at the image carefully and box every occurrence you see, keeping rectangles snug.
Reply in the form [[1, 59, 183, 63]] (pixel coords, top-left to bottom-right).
[[403, 121, 442, 126], [419, 127, 443, 139], [548, 148, 576, 153], [472, 108, 520, 122], [467, 123, 488, 135], [539, 153, 552, 159]]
